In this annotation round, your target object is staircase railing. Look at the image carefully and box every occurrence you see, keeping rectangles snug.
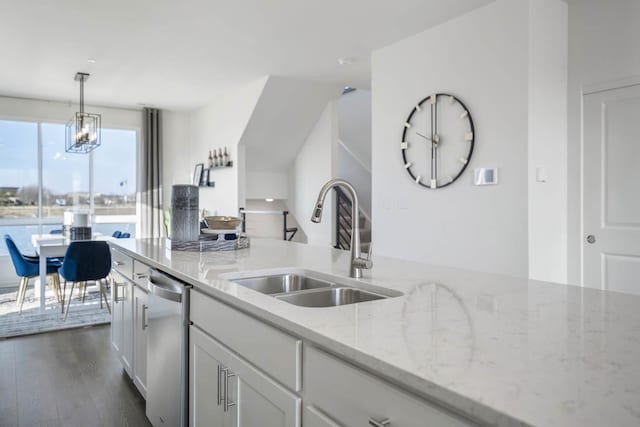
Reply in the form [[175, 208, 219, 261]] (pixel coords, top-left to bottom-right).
[[239, 208, 298, 241], [334, 187, 353, 250]]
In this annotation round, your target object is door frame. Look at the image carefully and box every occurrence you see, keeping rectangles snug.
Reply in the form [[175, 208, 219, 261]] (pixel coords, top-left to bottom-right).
[[580, 75, 640, 285]]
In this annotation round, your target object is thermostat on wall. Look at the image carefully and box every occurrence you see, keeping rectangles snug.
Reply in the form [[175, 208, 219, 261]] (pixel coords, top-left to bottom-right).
[[474, 168, 498, 185]]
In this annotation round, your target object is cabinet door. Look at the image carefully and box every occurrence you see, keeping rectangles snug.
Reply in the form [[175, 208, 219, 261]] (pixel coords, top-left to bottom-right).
[[110, 272, 125, 362], [121, 280, 134, 377], [234, 365, 299, 427], [190, 326, 229, 427], [133, 286, 148, 398], [304, 347, 475, 427], [303, 406, 343, 427], [190, 325, 300, 427]]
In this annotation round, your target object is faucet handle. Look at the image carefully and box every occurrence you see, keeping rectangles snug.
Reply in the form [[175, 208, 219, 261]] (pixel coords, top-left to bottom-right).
[[354, 242, 373, 270]]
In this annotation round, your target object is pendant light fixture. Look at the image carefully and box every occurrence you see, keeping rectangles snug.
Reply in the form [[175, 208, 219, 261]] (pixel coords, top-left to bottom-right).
[[65, 72, 101, 153]]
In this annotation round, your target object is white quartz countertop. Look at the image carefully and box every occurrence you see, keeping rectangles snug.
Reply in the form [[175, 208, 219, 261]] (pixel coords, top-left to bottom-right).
[[111, 238, 640, 427]]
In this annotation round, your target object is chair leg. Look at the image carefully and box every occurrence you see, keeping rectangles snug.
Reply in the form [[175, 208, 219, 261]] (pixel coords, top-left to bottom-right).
[[54, 274, 62, 303], [16, 277, 26, 311], [64, 282, 75, 321], [81, 281, 86, 303], [61, 280, 67, 314], [18, 277, 29, 314], [100, 279, 111, 314]]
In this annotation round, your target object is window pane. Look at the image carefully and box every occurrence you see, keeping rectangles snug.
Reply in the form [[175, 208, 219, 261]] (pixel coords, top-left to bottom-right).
[[94, 128, 137, 216], [41, 122, 90, 218], [0, 120, 38, 219]]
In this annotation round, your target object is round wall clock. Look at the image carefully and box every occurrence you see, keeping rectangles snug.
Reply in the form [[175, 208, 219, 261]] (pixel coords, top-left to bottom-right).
[[401, 93, 474, 189]]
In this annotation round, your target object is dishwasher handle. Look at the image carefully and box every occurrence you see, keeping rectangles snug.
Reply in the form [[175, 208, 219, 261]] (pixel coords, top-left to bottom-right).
[[147, 270, 184, 302]]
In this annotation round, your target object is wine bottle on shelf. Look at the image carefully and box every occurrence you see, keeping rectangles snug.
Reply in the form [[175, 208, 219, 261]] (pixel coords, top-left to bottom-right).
[[223, 147, 229, 166], [218, 148, 224, 166], [213, 150, 218, 167], [207, 150, 213, 168]]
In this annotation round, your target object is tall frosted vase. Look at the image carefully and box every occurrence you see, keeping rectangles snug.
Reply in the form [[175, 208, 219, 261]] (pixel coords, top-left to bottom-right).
[[171, 185, 199, 241]]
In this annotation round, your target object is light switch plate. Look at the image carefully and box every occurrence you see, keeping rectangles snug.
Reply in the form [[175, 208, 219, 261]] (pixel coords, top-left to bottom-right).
[[474, 168, 498, 185]]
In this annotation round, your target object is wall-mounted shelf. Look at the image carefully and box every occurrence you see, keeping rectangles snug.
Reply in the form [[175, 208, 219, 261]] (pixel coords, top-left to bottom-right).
[[208, 161, 233, 170]]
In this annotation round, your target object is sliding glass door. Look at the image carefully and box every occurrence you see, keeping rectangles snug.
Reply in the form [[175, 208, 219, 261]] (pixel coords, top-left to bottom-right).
[[0, 118, 138, 256]]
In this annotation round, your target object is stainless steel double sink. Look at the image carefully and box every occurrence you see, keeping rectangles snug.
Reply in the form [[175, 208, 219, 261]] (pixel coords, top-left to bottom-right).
[[222, 270, 401, 308]]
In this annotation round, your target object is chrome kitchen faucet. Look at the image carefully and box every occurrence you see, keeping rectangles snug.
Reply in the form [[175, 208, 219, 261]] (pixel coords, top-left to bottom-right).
[[311, 179, 372, 279]]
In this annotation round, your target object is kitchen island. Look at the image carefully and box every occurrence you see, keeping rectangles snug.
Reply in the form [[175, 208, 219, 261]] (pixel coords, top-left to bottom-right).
[[110, 237, 640, 427]]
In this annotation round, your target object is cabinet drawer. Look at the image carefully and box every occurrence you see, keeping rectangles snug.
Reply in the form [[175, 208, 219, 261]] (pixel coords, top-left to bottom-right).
[[132, 260, 150, 290], [191, 290, 302, 391], [304, 347, 476, 427], [111, 248, 133, 280]]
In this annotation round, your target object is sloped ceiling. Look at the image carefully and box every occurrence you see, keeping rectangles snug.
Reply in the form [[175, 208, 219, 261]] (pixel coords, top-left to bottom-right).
[[240, 76, 342, 172]]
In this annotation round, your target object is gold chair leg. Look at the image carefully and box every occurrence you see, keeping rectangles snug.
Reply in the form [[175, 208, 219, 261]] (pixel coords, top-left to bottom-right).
[[61, 280, 67, 314], [64, 282, 75, 321], [16, 277, 26, 311], [18, 277, 29, 314], [54, 274, 62, 303]]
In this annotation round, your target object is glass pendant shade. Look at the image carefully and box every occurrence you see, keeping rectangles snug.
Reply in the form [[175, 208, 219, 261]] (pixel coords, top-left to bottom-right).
[[65, 72, 101, 153], [65, 111, 101, 153]]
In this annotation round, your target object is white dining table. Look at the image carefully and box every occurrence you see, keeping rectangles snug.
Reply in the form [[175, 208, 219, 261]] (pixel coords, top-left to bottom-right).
[[31, 233, 108, 311]]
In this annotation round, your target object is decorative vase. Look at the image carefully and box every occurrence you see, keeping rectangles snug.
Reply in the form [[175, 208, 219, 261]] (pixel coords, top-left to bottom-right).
[[171, 185, 199, 242]]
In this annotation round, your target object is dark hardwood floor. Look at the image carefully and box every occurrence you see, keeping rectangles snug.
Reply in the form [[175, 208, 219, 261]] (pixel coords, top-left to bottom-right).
[[0, 325, 151, 427]]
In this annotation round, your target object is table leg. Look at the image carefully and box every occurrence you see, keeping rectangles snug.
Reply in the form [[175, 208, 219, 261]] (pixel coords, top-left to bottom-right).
[[39, 253, 46, 311]]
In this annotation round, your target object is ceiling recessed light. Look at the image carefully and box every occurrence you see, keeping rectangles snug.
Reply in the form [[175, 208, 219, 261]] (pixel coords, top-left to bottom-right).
[[265, 198, 274, 202], [87, 58, 97, 63]]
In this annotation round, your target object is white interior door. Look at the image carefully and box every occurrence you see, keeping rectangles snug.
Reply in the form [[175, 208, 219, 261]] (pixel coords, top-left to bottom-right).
[[583, 83, 640, 294]]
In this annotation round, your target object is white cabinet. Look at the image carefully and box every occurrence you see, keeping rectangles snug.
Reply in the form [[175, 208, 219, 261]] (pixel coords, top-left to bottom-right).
[[189, 325, 301, 427], [303, 346, 475, 427], [303, 406, 342, 427], [109, 248, 149, 398], [110, 270, 133, 377], [133, 285, 149, 398]]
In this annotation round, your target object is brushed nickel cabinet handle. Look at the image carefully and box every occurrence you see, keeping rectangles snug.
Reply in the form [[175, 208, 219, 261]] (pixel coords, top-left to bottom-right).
[[369, 418, 391, 427], [141, 304, 148, 330], [217, 365, 223, 406], [134, 272, 148, 280], [114, 260, 125, 266], [223, 368, 236, 412]]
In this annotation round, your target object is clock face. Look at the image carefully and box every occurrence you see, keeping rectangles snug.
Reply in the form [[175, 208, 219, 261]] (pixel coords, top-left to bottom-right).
[[401, 93, 474, 189]]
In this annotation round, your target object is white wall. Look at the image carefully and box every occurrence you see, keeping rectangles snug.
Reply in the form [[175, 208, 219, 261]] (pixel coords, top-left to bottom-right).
[[527, 0, 568, 283], [246, 172, 288, 200], [335, 141, 371, 218], [372, 0, 532, 277], [336, 90, 372, 218], [566, 0, 640, 284], [288, 102, 337, 247], [188, 77, 267, 216], [244, 199, 306, 243], [162, 110, 192, 205], [338, 90, 372, 167]]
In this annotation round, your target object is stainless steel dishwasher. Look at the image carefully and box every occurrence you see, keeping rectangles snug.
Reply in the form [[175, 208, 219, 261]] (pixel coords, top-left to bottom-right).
[[146, 269, 191, 427]]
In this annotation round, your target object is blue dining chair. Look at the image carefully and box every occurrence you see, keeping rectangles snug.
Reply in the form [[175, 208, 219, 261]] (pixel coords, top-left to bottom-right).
[[58, 241, 112, 320], [112, 230, 122, 238], [4, 235, 62, 313], [120, 232, 131, 238]]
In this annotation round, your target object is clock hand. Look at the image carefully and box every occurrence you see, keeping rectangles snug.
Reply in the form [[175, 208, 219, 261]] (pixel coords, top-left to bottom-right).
[[416, 131, 431, 141], [416, 131, 440, 144]]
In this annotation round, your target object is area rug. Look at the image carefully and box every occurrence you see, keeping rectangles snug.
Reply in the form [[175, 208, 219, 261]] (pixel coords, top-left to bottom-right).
[[0, 282, 110, 338]]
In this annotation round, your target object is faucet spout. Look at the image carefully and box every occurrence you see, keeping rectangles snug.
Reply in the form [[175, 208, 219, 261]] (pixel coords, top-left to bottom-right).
[[310, 179, 372, 278]]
